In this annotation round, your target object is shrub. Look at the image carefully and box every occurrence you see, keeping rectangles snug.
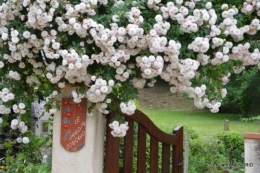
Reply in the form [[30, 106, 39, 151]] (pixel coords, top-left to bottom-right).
[[184, 126, 199, 140], [0, 132, 51, 173], [216, 131, 244, 165], [188, 131, 245, 173], [189, 135, 228, 173], [240, 115, 260, 122], [0, 109, 52, 173]]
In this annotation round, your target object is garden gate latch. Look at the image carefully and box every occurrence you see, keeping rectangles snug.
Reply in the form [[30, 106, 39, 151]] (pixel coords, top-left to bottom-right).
[[177, 162, 183, 166], [177, 162, 183, 173], [177, 155, 183, 173]]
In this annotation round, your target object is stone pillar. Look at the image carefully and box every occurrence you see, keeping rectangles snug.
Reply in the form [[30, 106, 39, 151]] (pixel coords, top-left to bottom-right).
[[243, 133, 260, 173], [52, 88, 105, 173]]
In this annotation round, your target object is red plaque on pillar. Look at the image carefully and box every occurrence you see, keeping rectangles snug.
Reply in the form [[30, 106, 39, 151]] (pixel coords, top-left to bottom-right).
[[60, 98, 87, 152]]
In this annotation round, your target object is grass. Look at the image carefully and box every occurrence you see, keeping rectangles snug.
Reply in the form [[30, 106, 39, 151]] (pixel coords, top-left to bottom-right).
[[138, 81, 260, 136], [141, 109, 260, 135]]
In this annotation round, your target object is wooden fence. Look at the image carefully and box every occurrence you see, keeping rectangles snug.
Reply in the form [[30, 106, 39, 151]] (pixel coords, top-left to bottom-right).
[[104, 109, 183, 173]]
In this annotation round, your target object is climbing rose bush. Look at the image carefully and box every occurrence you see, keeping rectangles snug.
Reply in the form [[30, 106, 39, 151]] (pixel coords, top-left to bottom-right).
[[0, 0, 260, 137]]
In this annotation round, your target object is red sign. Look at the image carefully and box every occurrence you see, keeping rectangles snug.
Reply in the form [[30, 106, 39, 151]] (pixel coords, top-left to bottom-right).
[[60, 98, 87, 152]]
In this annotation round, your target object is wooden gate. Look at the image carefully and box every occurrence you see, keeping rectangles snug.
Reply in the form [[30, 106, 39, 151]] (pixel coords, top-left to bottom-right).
[[104, 109, 183, 173]]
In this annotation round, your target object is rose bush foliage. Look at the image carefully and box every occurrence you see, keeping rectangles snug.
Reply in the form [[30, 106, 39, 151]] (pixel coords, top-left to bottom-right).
[[0, 0, 259, 139]]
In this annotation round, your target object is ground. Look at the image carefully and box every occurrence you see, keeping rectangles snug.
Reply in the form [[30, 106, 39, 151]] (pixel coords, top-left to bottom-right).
[[138, 80, 199, 111]]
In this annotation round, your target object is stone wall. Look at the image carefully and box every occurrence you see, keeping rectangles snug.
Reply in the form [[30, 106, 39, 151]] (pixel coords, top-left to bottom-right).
[[244, 133, 260, 173]]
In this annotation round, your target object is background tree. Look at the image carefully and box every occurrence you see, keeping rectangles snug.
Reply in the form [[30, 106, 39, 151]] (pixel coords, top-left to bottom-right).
[[221, 66, 260, 117]]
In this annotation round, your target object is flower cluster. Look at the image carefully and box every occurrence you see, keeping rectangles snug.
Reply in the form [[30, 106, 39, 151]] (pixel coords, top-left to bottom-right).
[[10, 118, 30, 144], [188, 37, 210, 53], [205, 101, 222, 113], [233, 66, 246, 74], [109, 120, 129, 137], [154, 15, 170, 35], [12, 103, 27, 114], [241, 0, 260, 16], [72, 90, 85, 103], [97, 101, 110, 114], [222, 73, 231, 85], [0, 88, 14, 103], [10, 119, 28, 134], [161, 58, 199, 92], [0, 105, 11, 115], [210, 41, 232, 66], [219, 5, 260, 41], [120, 100, 137, 115], [160, 1, 217, 33], [128, 7, 143, 25], [136, 55, 164, 79], [229, 43, 260, 66], [115, 64, 131, 82], [16, 136, 30, 144], [86, 77, 113, 103], [0, 0, 260, 138]]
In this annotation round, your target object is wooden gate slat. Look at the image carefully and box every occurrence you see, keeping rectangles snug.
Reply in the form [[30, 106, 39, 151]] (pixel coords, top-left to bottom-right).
[[162, 143, 170, 173], [172, 145, 176, 173], [104, 113, 120, 173], [123, 118, 134, 173], [150, 136, 158, 173], [172, 126, 184, 173], [137, 124, 146, 173]]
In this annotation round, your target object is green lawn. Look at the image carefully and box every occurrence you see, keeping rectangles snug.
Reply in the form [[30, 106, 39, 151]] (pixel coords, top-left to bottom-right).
[[141, 109, 260, 135]]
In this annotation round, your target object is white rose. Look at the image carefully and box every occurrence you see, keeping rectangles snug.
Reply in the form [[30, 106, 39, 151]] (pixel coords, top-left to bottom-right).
[[22, 137, 30, 144], [18, 103, 25, 109], [112, 15, 120, 22], [16, 137, 23, 143], [11, 119, 19, 126]]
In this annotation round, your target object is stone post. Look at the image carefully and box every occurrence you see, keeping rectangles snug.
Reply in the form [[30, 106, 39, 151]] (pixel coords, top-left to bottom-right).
[[243, 133, 260, 173], [52, 88, 105, 173]]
